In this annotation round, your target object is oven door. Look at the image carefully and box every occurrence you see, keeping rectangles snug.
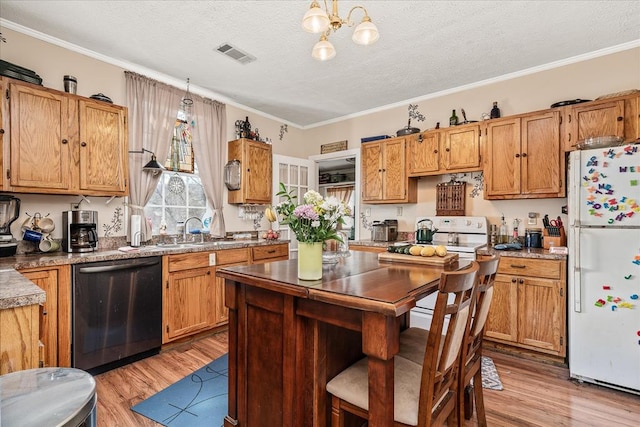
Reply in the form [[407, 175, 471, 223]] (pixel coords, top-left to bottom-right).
[[410, 251, 476, 330]]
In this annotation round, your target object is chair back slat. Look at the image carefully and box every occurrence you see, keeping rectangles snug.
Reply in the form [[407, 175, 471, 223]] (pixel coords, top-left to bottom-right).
[[471, 256, 499, 338], [417, 261, 479, 427]]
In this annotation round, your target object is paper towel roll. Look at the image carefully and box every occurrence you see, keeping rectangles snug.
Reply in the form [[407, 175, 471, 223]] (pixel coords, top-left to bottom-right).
[[131, 215, 141, 247]]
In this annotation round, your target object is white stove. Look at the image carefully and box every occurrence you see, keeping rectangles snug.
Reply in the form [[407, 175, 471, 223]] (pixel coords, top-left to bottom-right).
[[410, 215, 489, 330]]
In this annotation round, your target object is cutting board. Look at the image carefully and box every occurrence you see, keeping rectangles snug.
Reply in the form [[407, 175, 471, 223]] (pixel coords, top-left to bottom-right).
[[378, 252, 459, 265]]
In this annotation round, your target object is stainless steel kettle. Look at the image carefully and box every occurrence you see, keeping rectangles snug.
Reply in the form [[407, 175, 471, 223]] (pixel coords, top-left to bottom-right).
[[416, 219, 438, 243]]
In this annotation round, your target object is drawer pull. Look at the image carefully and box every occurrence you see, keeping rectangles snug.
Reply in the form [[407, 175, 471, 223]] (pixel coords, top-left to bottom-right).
[[511, 278, 517, 283], [267, 249, 276, 254], [510, 264, 526, 269]]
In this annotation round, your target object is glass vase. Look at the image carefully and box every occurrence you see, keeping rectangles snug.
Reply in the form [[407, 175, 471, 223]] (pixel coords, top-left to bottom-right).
[[298, 241, 323, 280]]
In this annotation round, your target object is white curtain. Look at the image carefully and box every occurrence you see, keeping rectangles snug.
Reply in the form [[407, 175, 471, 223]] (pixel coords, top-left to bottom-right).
[[125, 72, 183, 242], [192, 98, 227, 237]]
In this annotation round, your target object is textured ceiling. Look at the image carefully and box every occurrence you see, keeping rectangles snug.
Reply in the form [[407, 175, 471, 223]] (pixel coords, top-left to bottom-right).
[[1, 1, 639, 127]]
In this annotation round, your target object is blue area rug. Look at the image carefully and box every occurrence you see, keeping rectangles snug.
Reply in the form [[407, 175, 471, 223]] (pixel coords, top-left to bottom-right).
[[131, 353, 228, 427]]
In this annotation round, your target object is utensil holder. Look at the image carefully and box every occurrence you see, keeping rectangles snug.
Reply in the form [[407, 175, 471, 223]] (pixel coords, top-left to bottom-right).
[[543, 227, 566, 249]]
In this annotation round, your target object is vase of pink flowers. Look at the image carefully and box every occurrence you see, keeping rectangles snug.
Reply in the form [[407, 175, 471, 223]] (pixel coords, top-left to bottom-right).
[[275, 183, 351, 280]]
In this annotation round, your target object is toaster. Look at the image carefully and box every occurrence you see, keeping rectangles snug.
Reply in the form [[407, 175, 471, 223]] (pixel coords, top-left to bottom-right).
[[371, 219, 398, 242]]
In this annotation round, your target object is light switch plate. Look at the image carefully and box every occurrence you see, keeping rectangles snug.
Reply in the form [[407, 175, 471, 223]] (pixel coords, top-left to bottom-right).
[[209, 253, 216, 266]]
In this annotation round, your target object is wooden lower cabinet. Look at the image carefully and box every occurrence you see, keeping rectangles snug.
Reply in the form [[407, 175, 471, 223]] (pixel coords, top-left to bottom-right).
[[484, 256, 566, 358], [18, 265, 71, 368], [251, 243, 289, 264], [163, 245, 288, 343], [0, 303, 39, 373]]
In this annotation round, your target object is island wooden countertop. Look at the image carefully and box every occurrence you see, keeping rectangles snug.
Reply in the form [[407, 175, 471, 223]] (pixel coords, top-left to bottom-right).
[[217, 250, 473, 317]]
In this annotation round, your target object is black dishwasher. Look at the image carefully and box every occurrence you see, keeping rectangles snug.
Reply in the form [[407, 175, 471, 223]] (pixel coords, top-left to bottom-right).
[[72, 256, 162, 373]]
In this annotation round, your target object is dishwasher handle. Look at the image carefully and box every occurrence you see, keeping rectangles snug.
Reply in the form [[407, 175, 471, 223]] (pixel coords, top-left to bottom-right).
[[77, 258, 160, 274]]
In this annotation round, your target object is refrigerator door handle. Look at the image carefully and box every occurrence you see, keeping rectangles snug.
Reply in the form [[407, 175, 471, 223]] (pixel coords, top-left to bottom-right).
[[573, 226, 582, 312]]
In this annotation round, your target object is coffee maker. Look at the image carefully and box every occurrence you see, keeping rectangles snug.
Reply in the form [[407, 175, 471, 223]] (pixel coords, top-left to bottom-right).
[[0, 195, 20, 257], [63, 210, 98, 253]]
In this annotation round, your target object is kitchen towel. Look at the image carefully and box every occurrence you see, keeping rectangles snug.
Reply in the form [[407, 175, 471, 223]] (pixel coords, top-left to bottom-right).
[[130, 215, 141, 246]]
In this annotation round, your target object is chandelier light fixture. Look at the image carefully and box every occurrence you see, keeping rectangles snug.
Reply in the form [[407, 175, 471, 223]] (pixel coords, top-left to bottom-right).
[[302, 0, 379, 61]]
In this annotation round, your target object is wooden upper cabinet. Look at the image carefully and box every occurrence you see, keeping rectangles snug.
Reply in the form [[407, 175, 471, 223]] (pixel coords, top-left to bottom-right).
[[3, 78, 129, 196], [485, 111, 563, 199], [408, 123, 481, 177], [361, 136, 417, 204], [77, 100, 128, 194], [0, 81, 5, 190], [408, 131, 440, 176], [8, 82, 71, 190], [484, 117, 521, 197], [227, 138, 272, 204], [563, 99, 624, 151], [521, 111, 562, 196], [442, 123, 482, 172], [361, 140, 383, 201]]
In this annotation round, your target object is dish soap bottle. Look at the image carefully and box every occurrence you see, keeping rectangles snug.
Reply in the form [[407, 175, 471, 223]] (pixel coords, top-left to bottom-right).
[[510, 218, 521, 244], [449, 109, 459, 126], [499, 214, 508, 244]]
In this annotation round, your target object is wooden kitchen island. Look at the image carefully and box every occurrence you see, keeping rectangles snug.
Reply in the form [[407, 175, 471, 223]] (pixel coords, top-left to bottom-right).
[[217, 251, 472, 427]]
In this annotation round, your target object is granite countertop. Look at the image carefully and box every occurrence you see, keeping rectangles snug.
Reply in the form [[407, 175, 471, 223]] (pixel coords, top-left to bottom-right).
[[350, 240, 567, 261], [0, 239, 288, 271], [0, 239, 287, 310], [0, 269, 46, 309]]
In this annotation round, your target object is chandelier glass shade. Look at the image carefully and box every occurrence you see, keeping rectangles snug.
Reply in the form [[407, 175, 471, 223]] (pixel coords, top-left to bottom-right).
[[302, 0, 379, 61], [312, 35, 336, 61]]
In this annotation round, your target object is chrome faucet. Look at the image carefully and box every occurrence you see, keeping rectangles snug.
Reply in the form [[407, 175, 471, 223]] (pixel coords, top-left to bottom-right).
[[183, 216, 204, 243]]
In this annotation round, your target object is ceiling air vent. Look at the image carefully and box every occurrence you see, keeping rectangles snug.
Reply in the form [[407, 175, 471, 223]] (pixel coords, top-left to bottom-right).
[[216, 43, 256, 65]]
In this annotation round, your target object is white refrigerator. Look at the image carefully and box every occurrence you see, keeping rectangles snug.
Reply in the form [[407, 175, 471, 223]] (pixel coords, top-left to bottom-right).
[[568, 145, 640, 394]]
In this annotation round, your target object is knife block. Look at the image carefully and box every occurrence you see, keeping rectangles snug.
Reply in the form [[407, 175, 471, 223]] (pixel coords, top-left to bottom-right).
[[543, 227, 566, 249]]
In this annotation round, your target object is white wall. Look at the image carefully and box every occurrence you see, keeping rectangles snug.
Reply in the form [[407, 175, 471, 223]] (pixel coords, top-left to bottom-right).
[[304, 47, 640, 235], [2, 25, 639, 240]]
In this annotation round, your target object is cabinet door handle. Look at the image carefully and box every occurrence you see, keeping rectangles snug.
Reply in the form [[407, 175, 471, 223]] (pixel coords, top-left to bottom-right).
[[207, 271, 211, 275], [519, 278, 525, 284], [522, 153, 527, 158], [445, 148, 450, 152], [434, 149, 438, 154], [515, 153, 520, 158], [510, 264, 526, 269], [0, 128, 4, 134], [568, 133, 571, 142], [511, 278, 517, 283], [617, 116, 623, 121], [81, 141, 87, 147], [62, 139, 68, 144]]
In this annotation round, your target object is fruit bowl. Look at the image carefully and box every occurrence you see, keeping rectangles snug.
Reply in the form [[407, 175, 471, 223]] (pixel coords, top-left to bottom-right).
[[261, 229, 280, 240], [575, 135, 624, 150]]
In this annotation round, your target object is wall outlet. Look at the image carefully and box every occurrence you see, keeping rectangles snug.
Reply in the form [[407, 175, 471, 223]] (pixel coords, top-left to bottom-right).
[[397, 207, 403, 216], [365, 208, 371, 217], [527, 212, 537, 225], [209, 253, 216, 266]]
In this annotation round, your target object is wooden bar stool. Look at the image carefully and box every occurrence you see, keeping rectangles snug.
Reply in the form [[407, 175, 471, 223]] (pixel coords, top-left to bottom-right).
[[326, 262, 479, 426], [458, 255, 499, 426]]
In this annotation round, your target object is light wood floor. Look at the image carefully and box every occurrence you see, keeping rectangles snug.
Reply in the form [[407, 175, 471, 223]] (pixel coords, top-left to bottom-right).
[[94, 331, 640, 426]]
